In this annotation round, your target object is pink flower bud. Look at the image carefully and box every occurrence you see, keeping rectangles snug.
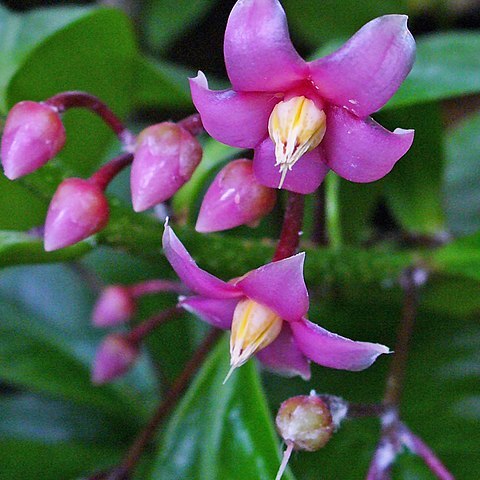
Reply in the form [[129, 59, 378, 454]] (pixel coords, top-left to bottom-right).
[[92, 286, 136, 327], [44, 178, 109, 251], [91, 334, 139, 384], [1, 101, 66, 180], [196, 159, 276, 232], [130, 122, 202, 212], [276, 394, 334, 452]]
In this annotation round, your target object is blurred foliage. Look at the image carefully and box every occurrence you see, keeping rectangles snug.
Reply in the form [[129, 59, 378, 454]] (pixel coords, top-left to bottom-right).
[[0, 1, 479, 479]]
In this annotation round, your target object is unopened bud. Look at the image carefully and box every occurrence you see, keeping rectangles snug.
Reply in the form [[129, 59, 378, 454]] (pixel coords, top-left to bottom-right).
[[130, 122, 202, 211], [44, 178, 109, 251], [196, 159, 276, 232], [276, 393, 334, 452], [91, 334, 139, 384], [1, 101, 66, 179], [92, 286, 136, 327], [274, 393, 336, 480]]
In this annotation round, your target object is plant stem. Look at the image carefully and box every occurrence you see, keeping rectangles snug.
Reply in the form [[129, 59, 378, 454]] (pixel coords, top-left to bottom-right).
[[273, 191, 305, 261], [127, 306, 182, 345], [129, 279, 187, 298], [45, 91, 134, 147], [88, 153, 133, 191], [115, 329, 222, 479], [177, 114, 203, 136], [383, 267, 423, 407]]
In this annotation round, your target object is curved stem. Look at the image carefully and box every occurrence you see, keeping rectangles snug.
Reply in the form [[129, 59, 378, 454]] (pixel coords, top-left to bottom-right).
[[88, 153, 133, 191], [273, 192, 305, 261], [128, 279, 188, 298], [45, 91, 134, 147]]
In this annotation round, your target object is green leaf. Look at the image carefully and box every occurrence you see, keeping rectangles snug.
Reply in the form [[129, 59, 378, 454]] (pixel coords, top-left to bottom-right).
[[378, 103, 446, 234], [133, 56, 194, 110], [149, 336, 294, 480], [0, 5, 92, 112], [282, 0, 408, 47], [0, 264, 158, 420], [141, 0, 215, 53], [0, 230, 93, 267], [444, 111, 480, 235], [388, 32, 480, 110], [0, 439, 119, 480]]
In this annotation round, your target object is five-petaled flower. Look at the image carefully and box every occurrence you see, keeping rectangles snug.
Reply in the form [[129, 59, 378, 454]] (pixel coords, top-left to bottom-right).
[[163, 225, 389, 381], [190, 0, 416, 192]]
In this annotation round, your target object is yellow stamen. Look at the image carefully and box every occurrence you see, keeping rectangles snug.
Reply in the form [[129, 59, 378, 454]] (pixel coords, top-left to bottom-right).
[[224, 299, 283, 383], [268, 96, 327, 189]]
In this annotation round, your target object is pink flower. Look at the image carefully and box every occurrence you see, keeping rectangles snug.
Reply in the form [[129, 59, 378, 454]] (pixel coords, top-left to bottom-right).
[[163, 225, 389, 380], [190, 0, 415, 193]]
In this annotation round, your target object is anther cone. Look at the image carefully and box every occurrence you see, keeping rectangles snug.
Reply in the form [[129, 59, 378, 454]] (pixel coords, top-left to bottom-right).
[[131, 122, 202, 211], [196, 159, 276, 232], [44, 178, 109, 251], [1, 101, 66, 180], [92, 334, 139, 384]]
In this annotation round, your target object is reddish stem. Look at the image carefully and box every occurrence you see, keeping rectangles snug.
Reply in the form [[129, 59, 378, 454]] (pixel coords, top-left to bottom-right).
[[117, 329, 222, 479], [177, 113, 203, 136], [45, 91, 134, 146], [126, 306, 182, 345], [128, 279, 187, 298], [273, 192, 305, 261], [88, 153, 133, 191]]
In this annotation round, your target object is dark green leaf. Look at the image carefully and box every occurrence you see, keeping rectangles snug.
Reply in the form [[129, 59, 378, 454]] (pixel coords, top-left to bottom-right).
[[149, 336, 294, 480], [444, 111, 480, 235]]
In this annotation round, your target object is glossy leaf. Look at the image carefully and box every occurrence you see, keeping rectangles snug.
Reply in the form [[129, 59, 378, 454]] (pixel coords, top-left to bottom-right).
[[149, 336, 294, 480], [444, 111, 480, 235]]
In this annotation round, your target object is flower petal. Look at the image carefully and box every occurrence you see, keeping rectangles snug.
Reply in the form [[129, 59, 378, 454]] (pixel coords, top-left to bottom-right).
[[190, 72, 277, 148], [235, 253, 308, 322], [253, 138, 329, 193], [180, 296, 239, 329], [162, 225, 241, 299], [257, 323, 311, 380], [224, 0, 307, 92], [309, 15, 416, 117], [290, 318, 390, 371], [323, 105, 414, 182]]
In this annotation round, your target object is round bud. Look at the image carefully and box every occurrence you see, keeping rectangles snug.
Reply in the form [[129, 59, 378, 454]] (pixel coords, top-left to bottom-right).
[[1, 101, 65, 179], [92, 286, 136, 327], [44, 178, 109, 251], [196, 159, 276, 232], [276, 394, 334, 451], [130, 122, 202, 211]]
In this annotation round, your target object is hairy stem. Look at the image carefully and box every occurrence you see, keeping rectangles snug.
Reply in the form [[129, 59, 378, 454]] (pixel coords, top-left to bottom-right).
[[273, 192, 305, 261]]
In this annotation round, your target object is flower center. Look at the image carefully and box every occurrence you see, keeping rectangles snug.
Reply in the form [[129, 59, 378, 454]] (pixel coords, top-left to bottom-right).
[[224, 298, 283, 383], [268, 96, 327, 189]]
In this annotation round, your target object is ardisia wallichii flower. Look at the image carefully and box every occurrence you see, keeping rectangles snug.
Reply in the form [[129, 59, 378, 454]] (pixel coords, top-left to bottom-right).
[[163, 225, 389, 381], [190, 0, 416, 193]]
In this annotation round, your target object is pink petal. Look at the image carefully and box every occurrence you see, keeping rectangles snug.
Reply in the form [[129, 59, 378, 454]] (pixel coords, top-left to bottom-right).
[[235, 253, 308, 322], [309, 15, 416, 117], [162, 225, 241, 299], [224, 0, 307, 92], [196, 159, 277, 233], [257, 323, 311, 380], [180, 296, 239, 329], [189, 72, 277, 148], [323, 105, 414, 182], [290, 318, 390, 371], [253, 138, 329, 193]]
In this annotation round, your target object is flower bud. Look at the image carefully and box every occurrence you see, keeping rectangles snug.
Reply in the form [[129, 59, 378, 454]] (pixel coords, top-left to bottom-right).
[[44, 178, 109, 251], [276, 393, 334, 452], [130, 122, 202, 212], [1, 101, 66, 180], [91, 334, 139, 384], [196, 159, 276, 232], [92, 286, 136, 327]]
